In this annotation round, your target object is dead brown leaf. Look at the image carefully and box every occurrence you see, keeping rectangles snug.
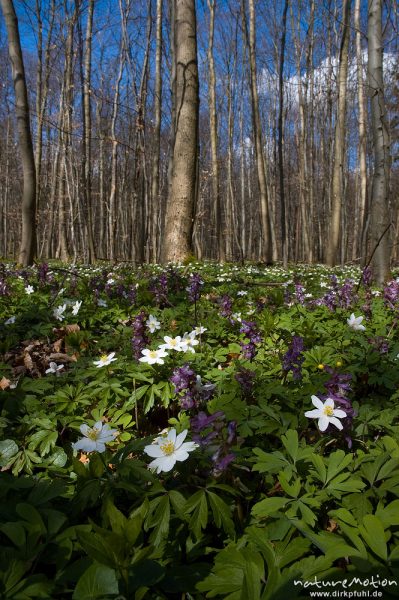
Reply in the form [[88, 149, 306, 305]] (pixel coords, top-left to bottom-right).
[[0, 377, 11, 390]]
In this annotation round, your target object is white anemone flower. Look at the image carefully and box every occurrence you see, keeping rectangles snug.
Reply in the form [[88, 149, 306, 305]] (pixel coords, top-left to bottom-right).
[[181, 332, 199, 353], [53, 304, 67, 322], [193, 326, 207, 335], [139, 348, 168, 364], [158, 336, 185, 352], [72, 300, 82, 315], [144, 428, 197, 473], [237, 290, 248, 296], [305, 395, 347, 432], [347, 313, 366, 331], [72, 421, 117, 453], [97, 298, 108, 307], [146, 315, 161, 333], [45, 362, 64, 375], [93, 352, 117, 368], [5, 316, 16, 325], [25, 285, 34, 295]]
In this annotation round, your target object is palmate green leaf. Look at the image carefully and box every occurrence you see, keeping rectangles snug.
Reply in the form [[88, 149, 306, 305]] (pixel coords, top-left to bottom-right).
[[376, 500, 399, 527], [278, 472, 301, 498], [196, 544, 263, 600], [28, 430, 58, 457], [77, 530, 119, 569], [184, 490, 208, 540], [281, 430, 298, 464], [147, 495, 170, 546], [309, 454, 326, 484], [72, 563, 119, 600], [325, 450, 353, 484], [326, 472, 365, 495], [252, 449, 290, 474], [252, 497, 290, 518], [359, 515, 388, 562], [207, 491, 235, 538]]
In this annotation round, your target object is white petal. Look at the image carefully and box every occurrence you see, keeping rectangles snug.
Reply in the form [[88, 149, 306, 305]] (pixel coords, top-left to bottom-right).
[[329, 417, 344, 430], [311, 395, 324, 410], [93, 421, 103, 431], [318, 416, 330, 431], [149, 455, 176, 473], [80, 424, 91, 436], [175, 430, 188, 449], [73, 438, 97, 452], [144, 444, 164, 458], [324, 398, 335, 409], [333, 409, 347, 419], [167, 429, 177, 444], [305, 409, 322, 418]]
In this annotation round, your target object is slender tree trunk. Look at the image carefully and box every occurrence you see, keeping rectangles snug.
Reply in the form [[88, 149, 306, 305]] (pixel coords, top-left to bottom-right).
[[245, 0, 272, 263], [355, 0, 368, 263], [82, 0, 96, 262], [161, 0, 199, 263], [150, 0, 163, 263], [278, 0, 289, 266], [368, 0, 391, 283], [326, 0, 351, 266], [1, 0, 37, 265], [207, 0, 223, 261]]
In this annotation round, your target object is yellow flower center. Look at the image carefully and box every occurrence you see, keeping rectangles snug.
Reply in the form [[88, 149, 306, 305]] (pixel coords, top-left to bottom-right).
[[160, 441, 175, 455], [149, 351, 158, 359], [87, 427, 100, 440], [170, 339, 177, 346], [317, 364, 324, 370], [100, 354, 108, 362], [324, 406, 334, 416]]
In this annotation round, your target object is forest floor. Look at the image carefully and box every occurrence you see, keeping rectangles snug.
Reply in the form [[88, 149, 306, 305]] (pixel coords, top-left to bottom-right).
[[0, 261, 399, 599]]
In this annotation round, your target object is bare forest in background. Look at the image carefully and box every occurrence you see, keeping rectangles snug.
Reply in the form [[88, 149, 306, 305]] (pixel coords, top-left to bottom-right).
[[0, 0, 398, 273]]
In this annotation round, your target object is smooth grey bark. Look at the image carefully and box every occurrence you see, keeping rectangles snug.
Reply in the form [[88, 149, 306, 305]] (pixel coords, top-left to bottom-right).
[[1, 0, 36, 265], [326, 0, 351, 266], [161, 0, 199, 263], [368, 0, 391, 283]]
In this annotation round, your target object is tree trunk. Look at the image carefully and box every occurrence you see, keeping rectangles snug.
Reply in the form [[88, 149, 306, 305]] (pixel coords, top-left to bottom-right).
[[150, 0, 163, 263], [355, 0, 368, 263], [161, 0, 199, 263], [278, 0, 289, 266], [245, 0, 272, 263], [326, 0, 351, 266], [207, 0, 223, 261], [1, 0, 36, 265], [368, 0, 391, 284], [82, 0, 96, 262]]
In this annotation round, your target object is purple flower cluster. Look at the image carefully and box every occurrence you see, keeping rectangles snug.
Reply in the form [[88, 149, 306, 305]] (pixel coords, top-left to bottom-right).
[[362, 266, 372, 287], [186, 273, 204, 303], [235, 368, 256, 395], [282, 335, 305, 380], [368, 336, 389, 354], [170, 365, 215, 410], [132, 311, 149, 360], [338, 279, 356, 308], [383, 281, 399, 310], [150, 273, 168, 306], [37, 262, 49, 285], [219, 295, 233, 318], [190, 410, 236, 476], [295, 284, 305, 303], [240, 320, 262, 360]]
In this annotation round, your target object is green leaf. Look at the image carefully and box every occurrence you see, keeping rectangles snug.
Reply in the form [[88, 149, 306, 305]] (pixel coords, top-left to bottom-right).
[[281, 430, 298, 463], [309, 454, 326, 484], [0, 439, 18, 467], [376, 500, 399, 527], [252, 497, 290, 518], [325, 450, 353, 484], [207, 491, 235, 538], [77, 531, 119, 568], [359, 515, 388, 561], [73, 563, 119, 599]]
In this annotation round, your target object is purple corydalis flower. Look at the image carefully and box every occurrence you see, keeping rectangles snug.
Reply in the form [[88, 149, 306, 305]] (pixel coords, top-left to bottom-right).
[[362, 267, 372, 287], [150, 272, 169, 306], [132, 311, 149, 360], [384, 281, 399, 310], [240, 320, 262, 361], [186, 272, 204, 303], [37, 262, 49, 285], [191, 410, 225, 433], [219, 295, 233, 318], [235, 368, 256, 393], [368, 336, 389, 354], [282, 335, 305, 380], [295, 284, 305, 303]]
